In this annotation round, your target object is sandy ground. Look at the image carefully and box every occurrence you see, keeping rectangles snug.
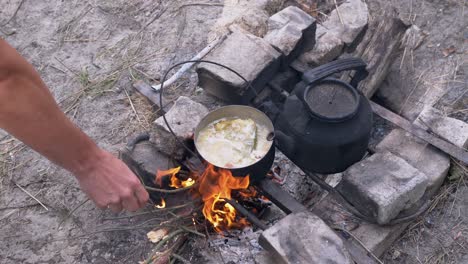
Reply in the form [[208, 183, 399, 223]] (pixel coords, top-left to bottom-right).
[[0, 0, 466, 263], [0, 1, 222, 263]]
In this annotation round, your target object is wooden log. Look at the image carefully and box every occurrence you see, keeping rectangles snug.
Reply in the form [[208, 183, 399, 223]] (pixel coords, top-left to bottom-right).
[[344, 8, 409, 98], [371, 101, 468, 164]]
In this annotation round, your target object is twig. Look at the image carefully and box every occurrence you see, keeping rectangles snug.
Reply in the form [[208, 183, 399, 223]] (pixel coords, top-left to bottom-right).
[[334, 226, 384, 264], [58, 198, 90, 227], [0, 209, 17, 221], [0, 0, 26, 26], [177, 2, 224, 11], [333, 0, 345, 25], [123, 87, 147, 128], [0, 203, 42, 211], [144, 184, 196, 194], [102, 202, 196, 221], [181, 226, 206, 238], [171, 253, 191, 264], [151, 34, 227, 91], [14, 182, 48, 211], [144, 229, 187, 264]]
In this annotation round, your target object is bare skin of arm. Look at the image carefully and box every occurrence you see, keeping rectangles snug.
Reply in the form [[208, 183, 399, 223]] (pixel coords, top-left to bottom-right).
[[0, 39, 149, 212]]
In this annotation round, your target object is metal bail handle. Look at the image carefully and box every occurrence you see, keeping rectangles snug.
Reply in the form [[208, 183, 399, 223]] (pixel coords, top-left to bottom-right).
[[301, 57, 368, 88]]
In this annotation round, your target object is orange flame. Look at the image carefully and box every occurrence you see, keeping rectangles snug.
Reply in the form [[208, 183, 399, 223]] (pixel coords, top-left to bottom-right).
[[198, 164, 253, 233], [170, 175, 195, 189], [155, 166, 195, 189], [155, 167, 180, 186], [155, 164, 257, 232], [155, 198, 166, 209]]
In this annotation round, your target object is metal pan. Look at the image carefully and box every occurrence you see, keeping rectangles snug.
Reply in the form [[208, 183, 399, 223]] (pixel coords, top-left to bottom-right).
[[194, 105, 275, 182]]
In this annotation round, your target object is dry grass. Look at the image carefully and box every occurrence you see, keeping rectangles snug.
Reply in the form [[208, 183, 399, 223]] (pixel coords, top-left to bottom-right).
[[388, 159, 467, 263]]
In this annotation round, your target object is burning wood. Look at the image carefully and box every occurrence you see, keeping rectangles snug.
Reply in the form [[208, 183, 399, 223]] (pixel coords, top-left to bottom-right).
[[155, 163, 259, 233], [155, 198, 166, 209]]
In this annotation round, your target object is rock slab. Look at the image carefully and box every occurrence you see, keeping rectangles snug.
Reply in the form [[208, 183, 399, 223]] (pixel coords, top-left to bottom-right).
[[298, 24, 344, 66], [298, 0, 368, 66], [337, 152, 428, 224], [376, 128, 450, 196], [414, 105, 468, 148], [197, 30, 281, 103], [259, 211, 353, 264], [154, 96, 209, 137], [323, 0, 369, 45], [152, 96, 209, 158], [264, 6, 316, 65]]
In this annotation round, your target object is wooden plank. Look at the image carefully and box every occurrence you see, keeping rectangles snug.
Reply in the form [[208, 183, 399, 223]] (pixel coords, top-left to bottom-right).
[[344, 9, 408, 98], [258, 179, 307, 214], [371, 101, 468, 164]]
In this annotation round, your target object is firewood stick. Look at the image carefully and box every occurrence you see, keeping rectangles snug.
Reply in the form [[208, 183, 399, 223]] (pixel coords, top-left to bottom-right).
[[151, 34, 228, 91], [371, 101, 468, 164]]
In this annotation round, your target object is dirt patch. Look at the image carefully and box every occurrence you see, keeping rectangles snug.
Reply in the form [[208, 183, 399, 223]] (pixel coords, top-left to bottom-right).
[[0, 1, 222, 263]]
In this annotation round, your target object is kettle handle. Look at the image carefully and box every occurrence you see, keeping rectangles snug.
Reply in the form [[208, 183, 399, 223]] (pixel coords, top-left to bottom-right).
[[301, 58, 368, 88]]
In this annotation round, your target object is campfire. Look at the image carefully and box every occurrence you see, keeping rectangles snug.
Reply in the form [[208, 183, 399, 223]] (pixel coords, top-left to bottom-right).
[[156, 163, 257, 233]]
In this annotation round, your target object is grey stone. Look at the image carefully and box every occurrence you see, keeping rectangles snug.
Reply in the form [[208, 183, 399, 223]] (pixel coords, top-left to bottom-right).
[[0, 129, 7, 139], [154, 96, 209, 138], [337, 152, 428, 224], [259, 211, 353, 264], [414, 105, 468, 148], [152, 96, 208, 158], [298, 25, 344, 66], [312, 197, 410, 257], [254, 251, 281, 264], [376, 129, 450, 196], [264, 6, 316, 65], [351, 222, 410, 257], [401, 25, 427, 50], [208, 0, 287, 40], [322, 0, 369, 45], [297, 0, 368, 66], [197, 30, 281, 103]]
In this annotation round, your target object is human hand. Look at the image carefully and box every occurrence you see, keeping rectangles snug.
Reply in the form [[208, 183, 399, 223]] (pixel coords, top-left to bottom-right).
[[75, 150, 149, 212]]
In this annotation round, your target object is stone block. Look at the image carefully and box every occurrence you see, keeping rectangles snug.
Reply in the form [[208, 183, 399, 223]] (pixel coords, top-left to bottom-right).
[[208, 0, 287, 40], [152, 96, 209, 157], [312, 197, 410, 257], [337, 152, 428, 225], [322, 0, 369, 45], [264, 6, 316, 65], [376, 129, 450, 196], [259, 211, 353, 264], [298, 25, 344, 66], [197, 30, 281, 103], [414, 105, 468, 148], [0, 129, 7, 139], [154, 96, 209, 137]]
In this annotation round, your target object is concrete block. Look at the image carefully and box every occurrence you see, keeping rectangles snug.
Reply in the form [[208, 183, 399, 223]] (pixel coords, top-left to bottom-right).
[[376, 129, 450, 196], [197, 30, 281, 103], [0, 129, 7, 139], [322, 0, 369, 45], [154, 96, 209, 137], [298, 25, 344, 66], [259, 212, 353, 264], [312, 196, 410, 257], [152, 96, 209, 158], [414, 105, 468, 148], [208, 0, 287, 40], [259, 211, 353, 264], [337, 152, 428, 224], [264, 6, 316, 65]]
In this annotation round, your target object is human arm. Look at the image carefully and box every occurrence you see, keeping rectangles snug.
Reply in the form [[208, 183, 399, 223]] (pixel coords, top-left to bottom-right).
[[0, 38, 149, 212]]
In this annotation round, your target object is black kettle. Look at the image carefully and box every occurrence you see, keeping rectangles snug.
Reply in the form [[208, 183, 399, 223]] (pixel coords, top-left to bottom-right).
[[274, 58, 373, 174]]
